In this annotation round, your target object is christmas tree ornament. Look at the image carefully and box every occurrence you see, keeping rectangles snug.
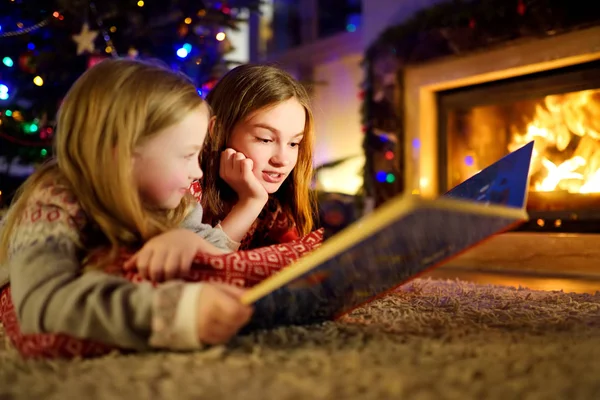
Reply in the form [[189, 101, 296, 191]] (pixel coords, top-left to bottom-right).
[[18, 51, 36, 74], [72, 23, 99, 55], [517, 0, 526, 16]]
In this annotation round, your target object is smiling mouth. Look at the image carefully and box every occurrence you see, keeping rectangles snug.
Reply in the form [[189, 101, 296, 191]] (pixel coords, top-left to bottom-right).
[[263, 171, 285, 183]]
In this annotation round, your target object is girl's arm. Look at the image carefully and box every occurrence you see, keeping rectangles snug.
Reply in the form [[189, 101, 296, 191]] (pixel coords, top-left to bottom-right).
[[217, 197, 265, 243], [187, 181, 263, 247], [216, 149, 268, 243], [180, 203, 243, 252], [8, 202, 203, 351]]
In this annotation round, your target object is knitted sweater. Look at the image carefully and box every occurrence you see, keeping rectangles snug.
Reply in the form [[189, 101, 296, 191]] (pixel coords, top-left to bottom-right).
[[0, 181, 238, 351]]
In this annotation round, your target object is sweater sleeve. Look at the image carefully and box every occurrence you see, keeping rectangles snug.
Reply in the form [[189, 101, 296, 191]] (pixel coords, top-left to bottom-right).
[[180, 203, 240, 252], [6, 195, 203, 351]]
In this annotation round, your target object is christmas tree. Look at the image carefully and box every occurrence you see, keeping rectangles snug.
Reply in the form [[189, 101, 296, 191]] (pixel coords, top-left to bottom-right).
[[0, 0, 261, 207]]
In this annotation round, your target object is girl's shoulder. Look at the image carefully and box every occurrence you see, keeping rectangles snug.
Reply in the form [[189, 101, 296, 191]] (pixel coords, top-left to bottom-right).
[[24, 179, 87, 229]]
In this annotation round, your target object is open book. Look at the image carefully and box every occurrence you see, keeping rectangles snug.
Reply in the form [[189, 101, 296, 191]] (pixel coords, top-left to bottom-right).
[[240, 141, 534, 330]]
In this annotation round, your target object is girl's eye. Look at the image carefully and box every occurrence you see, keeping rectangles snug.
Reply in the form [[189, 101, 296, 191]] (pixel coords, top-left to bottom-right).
[[184, 153, 197, 159], [290, 142, 300, 148], [256, 137, 272, 143]]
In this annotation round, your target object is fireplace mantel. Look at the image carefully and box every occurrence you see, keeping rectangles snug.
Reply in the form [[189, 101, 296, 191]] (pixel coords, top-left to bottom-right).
[[403, 25, 600, 198]]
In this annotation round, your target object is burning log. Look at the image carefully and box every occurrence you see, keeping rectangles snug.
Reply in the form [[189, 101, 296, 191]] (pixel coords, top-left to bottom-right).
[[527, 191, 600, 211]]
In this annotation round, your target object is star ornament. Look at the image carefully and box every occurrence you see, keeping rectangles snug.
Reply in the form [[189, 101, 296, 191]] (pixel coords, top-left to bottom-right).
[[72, 23, 99, 55]]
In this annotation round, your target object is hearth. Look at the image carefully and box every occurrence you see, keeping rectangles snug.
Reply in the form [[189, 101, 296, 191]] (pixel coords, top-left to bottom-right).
[[438, 59, 600, 233]]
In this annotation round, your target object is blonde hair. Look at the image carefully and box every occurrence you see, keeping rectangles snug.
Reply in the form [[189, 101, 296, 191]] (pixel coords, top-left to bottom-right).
[[0, 58, 205, 264], [201, 64, 316, 236]]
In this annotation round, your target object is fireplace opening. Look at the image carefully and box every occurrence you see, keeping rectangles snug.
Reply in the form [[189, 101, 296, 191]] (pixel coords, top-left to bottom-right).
[[437, 59, 600, 233]]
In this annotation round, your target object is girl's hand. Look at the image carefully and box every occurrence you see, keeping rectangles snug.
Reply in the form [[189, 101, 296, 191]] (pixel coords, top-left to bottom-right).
[[220, 148, 268, 203], [124, 229, 227, 282], [195, 283, 253, 345]]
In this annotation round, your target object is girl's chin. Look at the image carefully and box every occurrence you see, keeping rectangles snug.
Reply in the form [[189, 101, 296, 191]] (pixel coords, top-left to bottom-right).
[[260, 180, 284, 194]]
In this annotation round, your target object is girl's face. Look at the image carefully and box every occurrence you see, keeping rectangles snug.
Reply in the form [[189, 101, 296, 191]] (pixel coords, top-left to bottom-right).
[[133, 103, 209, 209], [227, 98, 306, 194]]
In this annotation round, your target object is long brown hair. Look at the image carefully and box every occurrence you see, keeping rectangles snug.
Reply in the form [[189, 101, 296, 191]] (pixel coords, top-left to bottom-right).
[[0, 58, 204, 264], [201, 64, 316, 235]]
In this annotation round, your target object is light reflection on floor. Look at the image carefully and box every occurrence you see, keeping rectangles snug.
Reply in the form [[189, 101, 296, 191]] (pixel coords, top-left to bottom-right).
[[422, 269, 600, 294]]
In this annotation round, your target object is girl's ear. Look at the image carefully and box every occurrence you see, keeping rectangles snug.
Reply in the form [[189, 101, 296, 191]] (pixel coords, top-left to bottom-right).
[[208, 116, 217, 138]]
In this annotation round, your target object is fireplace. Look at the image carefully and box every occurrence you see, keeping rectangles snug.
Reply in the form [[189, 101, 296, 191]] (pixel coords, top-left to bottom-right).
[[401, 25, 600, 285], [438, 59, 600, 233]]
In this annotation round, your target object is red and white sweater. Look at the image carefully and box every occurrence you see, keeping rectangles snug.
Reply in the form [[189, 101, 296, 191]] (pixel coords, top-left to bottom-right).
[[0, 181, 238, 351]]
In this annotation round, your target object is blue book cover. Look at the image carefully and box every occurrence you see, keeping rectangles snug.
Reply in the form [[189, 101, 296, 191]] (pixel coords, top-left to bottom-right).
[[241, 142, 534, 331], [443, 141, 533, 208]]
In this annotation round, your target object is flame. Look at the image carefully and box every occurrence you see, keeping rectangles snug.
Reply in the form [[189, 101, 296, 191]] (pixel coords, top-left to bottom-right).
[[508, 88, 600, 193]]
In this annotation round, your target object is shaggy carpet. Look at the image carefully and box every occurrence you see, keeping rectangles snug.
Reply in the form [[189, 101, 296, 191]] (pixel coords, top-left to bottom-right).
[[1, 278, 599, 400]]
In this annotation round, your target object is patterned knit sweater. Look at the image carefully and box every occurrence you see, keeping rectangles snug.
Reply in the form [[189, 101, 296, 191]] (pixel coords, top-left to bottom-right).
[[0, 181, 238, 351]]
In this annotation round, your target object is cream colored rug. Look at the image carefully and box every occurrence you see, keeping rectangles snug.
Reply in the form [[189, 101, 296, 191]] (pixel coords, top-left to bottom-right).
[[1, 278, 599, 400]]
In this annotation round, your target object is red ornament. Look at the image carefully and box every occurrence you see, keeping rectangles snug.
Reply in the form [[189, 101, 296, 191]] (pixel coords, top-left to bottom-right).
[[18, 51, 36, 74], [323, 210, 345, 227], [517, 0, 526, 16], [469, 18, 476, 29], [87, 54, 108, 69], [201, 77, 219, 93]]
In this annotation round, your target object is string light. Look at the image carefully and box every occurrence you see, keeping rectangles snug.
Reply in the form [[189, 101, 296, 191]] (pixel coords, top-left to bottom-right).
[[184, 17, 192, 24], [384, 151, 394, 160], [216, 32, 226, 41], [177, 48, 189, 58], [177, 43, 192, 58], [90, 1, 118, 57], [0, 84, 8, 101], [137, 1, 144, 7], [376, 170, 396, 184], [33, 76, 44, 86], [23, 122, 38, 133], [0, 14, 52, 37]]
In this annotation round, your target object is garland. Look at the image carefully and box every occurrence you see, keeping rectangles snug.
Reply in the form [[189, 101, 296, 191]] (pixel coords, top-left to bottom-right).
[[360, 0, 600, 206]]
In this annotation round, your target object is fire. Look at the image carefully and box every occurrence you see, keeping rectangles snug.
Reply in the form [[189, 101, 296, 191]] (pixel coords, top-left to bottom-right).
[[508, 88, 600, 193]]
